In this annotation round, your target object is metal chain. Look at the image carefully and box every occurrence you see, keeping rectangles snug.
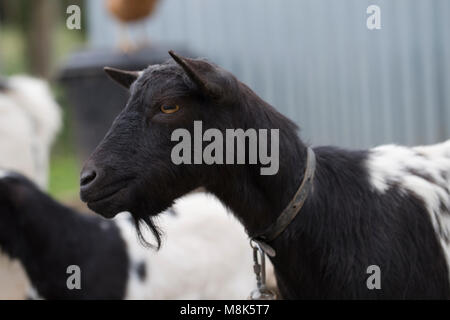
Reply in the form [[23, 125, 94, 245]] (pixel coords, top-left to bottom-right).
[[248, 240, 277, 300]]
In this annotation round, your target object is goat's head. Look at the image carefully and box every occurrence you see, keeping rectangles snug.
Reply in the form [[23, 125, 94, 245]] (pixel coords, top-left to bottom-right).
[[79, 51, 250, 245]]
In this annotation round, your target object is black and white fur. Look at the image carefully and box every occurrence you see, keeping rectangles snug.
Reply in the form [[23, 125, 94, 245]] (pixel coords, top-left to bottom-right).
[[79, 53, 450, 299], [0, 76, 62, 299], [0, 76, 272, 299], [0, 170, 271, 299]]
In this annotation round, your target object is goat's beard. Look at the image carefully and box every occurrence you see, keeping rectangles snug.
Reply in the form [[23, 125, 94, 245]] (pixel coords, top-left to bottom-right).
[[127, 181, 179, 250], [132, 214, 162, 250], [125, 183, 169, 249]]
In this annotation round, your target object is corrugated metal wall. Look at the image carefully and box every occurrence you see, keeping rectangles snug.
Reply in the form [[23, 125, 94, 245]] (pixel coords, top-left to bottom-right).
[[87, 0, 450, 149]]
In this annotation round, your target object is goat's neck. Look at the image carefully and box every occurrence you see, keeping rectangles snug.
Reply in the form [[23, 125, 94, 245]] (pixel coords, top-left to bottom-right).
[[215, 147, 307, 237], [208, 92, 308, 237]]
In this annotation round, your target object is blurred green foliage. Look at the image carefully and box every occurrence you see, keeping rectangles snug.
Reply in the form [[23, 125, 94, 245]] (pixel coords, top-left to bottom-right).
[[49, 83, 81, 201], [1, 26, 27, 74]]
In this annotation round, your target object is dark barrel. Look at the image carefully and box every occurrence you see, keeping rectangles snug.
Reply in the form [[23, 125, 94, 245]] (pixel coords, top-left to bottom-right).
[[58, 46, 193, 159]]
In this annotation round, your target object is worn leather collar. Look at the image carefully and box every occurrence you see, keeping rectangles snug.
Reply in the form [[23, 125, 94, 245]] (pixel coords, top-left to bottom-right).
[[251, 147, 316, 257]]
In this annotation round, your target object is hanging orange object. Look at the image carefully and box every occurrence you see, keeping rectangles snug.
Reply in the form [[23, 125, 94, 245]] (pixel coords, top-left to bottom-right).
[[106, 0, 159, 22]]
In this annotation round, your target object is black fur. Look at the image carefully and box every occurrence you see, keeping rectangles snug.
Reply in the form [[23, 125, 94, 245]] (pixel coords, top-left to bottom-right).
[[135, 261, 147, 281], [0, 77, 9, 91], [0, 173, 130, 299], [80, 52, 450, 299]]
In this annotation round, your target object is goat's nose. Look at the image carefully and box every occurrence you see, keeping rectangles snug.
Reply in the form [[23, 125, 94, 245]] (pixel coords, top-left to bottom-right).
[[80, 167, 97, 188]]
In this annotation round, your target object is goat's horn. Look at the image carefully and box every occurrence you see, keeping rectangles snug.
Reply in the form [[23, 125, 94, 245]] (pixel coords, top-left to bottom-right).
[[168, 50, 221, 99], [104, 67, 140, 90]]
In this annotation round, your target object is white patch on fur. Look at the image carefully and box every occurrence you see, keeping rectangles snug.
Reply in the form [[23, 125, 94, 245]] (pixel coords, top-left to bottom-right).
[[0, 169, 10, 179], [0, 252, 31, 300], [114, 193, 276, 300], [367, 140, 450, 278], [27, 286, 43, 300], [0, 76, 61, 189], [0, 76, 61, 299]]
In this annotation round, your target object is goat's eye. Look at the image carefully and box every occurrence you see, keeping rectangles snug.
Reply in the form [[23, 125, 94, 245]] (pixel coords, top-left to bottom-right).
[[160, 105, 180, 114]]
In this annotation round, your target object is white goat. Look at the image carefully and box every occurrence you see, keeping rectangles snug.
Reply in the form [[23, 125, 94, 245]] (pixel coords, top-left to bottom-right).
[[0, 76, 61, 299], [0, 75, 61, 189]]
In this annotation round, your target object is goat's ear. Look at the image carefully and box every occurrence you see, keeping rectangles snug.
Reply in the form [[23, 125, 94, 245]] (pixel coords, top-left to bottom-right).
[[168, 50, 221, 99], [104, 67, 140, 89]]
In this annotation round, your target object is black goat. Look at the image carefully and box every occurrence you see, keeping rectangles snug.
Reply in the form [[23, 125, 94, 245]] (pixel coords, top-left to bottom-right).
[[80, 52, 450, 299]]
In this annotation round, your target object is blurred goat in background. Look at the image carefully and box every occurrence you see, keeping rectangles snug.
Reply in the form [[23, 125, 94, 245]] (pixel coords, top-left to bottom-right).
[[0, 75, 62, 299], [0, 76, 61, 189], [0, 173, 266, 299]]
